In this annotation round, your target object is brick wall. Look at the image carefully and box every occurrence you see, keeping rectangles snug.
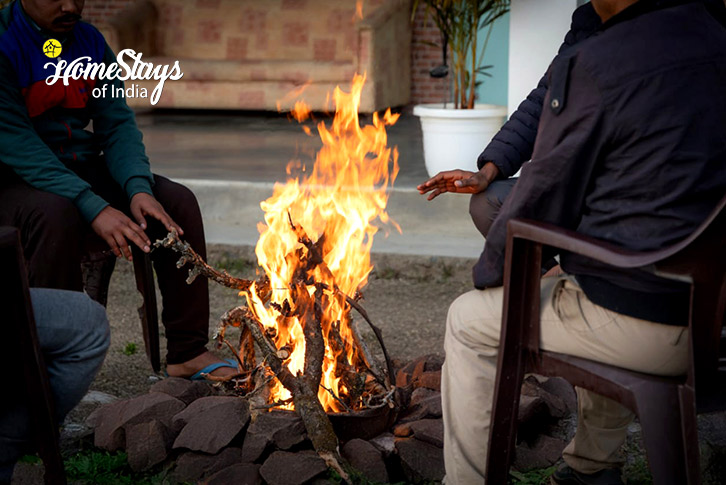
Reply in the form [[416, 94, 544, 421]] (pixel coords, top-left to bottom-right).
[[410, 6, 449, 105], [83, 0, 440, 107], [83, 0, 136, 24]]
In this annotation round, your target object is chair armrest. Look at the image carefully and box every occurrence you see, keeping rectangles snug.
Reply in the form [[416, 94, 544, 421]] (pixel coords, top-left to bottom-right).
[[102, 0, 158, 56]]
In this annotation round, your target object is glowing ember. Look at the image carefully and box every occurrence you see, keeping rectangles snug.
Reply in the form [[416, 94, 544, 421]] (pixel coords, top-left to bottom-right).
[[243, 74, 399, 412]]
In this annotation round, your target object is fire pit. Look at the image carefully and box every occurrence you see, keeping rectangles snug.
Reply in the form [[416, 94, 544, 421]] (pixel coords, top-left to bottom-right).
[[156, 74, 402, 479]]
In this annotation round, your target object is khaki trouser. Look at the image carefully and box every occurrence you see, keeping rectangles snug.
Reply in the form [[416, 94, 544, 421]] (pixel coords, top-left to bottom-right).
[[442, 275, 689, 484]]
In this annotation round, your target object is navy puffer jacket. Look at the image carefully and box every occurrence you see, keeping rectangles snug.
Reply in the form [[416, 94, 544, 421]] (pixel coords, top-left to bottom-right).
[[476, 3, 601, 177]]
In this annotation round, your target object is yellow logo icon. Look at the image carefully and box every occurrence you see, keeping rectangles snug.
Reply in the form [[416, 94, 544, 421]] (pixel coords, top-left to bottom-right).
[[43, 39, 62, 58]]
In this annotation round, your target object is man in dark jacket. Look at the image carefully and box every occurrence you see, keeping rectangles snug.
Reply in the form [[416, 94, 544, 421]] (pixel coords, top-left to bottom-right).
[[0, 0, 236, 379], [440, 0, 726, 483], [418, 3, 602, 237]]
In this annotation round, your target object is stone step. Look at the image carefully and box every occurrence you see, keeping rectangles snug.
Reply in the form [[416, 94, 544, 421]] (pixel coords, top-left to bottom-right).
[[177, 178, 483, 259]]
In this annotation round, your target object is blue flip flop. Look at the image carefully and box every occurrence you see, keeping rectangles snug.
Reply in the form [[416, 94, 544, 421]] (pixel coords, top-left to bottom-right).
[[189, 358, 239, 381]]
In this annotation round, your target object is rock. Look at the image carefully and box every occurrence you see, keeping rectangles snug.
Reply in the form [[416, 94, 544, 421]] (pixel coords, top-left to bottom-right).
[[172, 396, 242, 431], [399, 394, 442, 423], [173, 397, 249, 454], [393, 422, 413, 437], [150, 377, 213, 405], [518, 394, 548, 428], [514, 444, 550, 472], [424, 354, 445, 372], [342, 439, 389, 484], [396, 356, 428, 387], [125, 420, 175, 472], [410, 387, 438, 406], [241, 431, 270, 463], [514, 435, 567, 472], [81, 390, 120, 406], [91, 393, 185, 451], [522, 376, 568, 419], [259, 451, 327, 485], [172, 447, 245, 483], [395, 437, 445, 483], [414, 370, 442, 391], [409, 419, 444, 448], [203, 463, 263, 485], [241, 411, 307, 462], [540, 377, 577, 414], [369, 432, 396, 456]]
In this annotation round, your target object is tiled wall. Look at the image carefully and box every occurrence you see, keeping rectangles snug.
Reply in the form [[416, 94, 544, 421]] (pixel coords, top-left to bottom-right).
[[82, 0, 440, 106]]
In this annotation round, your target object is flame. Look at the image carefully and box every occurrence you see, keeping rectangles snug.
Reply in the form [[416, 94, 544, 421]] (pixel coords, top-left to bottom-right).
[[355, 0, 364, 19], [244, 73, 399, 412]]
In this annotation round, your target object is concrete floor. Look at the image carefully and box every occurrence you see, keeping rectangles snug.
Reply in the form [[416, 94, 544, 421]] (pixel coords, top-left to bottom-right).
[[136, 109, 485, 259]]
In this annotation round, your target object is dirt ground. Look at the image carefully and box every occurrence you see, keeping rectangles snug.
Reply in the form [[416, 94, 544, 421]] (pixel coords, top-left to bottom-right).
[[92, 244, 476, 399]]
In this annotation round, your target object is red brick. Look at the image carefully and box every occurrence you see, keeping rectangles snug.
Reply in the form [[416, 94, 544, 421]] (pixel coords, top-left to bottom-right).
[[313, 39, 336, 62], [198, 20, 222, 43], [226, 37, 248, 60], [283, 22, 309, 46]]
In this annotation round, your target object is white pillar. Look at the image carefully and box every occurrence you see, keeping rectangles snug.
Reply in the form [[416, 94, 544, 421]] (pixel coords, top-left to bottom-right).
[[507, 0, 583, 117]]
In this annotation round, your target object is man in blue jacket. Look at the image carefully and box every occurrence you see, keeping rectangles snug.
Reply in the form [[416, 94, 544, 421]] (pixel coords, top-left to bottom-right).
[[437, 0, 726, 483], [0, 0, 235, 379]]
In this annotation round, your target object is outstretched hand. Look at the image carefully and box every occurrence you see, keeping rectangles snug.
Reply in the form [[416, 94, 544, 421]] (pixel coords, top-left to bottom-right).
[[130, 192, 184, 236], [417, 162, 501, 201], [417, 169, 489, 201], [90, 206, 151, 260]]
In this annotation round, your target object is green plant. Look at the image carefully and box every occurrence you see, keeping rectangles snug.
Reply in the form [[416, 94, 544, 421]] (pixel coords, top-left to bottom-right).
[[413, 0, 510, 109], [122, 342, 137, 356], [64, 450, 172, 485], [510, 465, 557, 484]]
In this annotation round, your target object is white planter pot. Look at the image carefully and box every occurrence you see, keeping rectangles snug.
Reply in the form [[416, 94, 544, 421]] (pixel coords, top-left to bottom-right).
[[413, 104, 508, 177]]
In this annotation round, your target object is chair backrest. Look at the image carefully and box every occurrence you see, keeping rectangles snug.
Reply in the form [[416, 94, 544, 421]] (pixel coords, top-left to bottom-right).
[[649, 196, 726, 399], [0, 227, 66, 484]]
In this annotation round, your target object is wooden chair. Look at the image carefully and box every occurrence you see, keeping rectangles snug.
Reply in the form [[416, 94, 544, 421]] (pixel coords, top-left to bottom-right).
[[0, 227, 66, 485], [486, 194, 726, 485], [81, 240, 160, 372]]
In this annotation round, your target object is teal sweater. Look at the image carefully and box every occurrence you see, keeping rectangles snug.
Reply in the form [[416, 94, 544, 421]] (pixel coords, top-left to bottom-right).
[[0, 1, 154, 222]]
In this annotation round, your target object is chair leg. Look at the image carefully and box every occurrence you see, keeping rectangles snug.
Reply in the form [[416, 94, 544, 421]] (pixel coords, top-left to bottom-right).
[[635, 384, 692, 485], [131, 247, 160, 373], [679, 385, 700, 485], [486, 351, 527, 484]]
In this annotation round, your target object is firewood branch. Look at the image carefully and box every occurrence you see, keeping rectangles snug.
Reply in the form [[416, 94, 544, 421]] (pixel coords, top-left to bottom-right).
[[154, 229, 254, 290], [288, 216, 394, 389]]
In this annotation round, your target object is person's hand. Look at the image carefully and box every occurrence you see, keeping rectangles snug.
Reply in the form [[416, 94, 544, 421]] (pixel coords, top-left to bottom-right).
[[130, 193, 184, 236], [90, 206, 151, 260], [417, 162, 500, 201]]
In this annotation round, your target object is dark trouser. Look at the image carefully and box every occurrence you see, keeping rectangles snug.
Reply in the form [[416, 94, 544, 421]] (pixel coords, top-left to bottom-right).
[[469, 178, 518, 238], [0, 162, 210, 365]]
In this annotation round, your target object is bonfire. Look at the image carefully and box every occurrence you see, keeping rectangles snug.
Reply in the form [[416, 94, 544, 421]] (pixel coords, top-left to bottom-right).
[[155, 74, 401, 478]]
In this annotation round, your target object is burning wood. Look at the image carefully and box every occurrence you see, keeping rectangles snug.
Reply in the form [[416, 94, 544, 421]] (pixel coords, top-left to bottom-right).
[[156, 75, 401, 480]]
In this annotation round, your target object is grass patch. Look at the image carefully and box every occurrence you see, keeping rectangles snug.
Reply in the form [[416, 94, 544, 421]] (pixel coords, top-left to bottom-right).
[[214, 256, 255, 276], [375, 266, 401, 280], [510, 466, 557, 485], [64, 451, 171, 485], [122, 342, 137, 356]]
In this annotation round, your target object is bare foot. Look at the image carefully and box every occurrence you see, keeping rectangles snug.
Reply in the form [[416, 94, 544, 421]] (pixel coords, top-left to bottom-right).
[[166, 351, 238, 379]]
